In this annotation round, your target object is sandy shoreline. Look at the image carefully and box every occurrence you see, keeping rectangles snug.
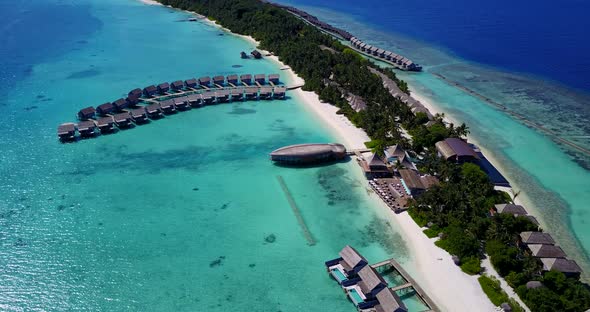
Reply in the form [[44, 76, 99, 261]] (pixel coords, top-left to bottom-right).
[[139, 1, 498, 310]]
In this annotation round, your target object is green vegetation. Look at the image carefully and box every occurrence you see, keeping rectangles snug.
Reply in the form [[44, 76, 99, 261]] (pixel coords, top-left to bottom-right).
[[478, 275, 524, 312], [413, 155, 590, 311], [156, 0, 590, 310], [461, 256, 482, 275], [158, 0, 466, 153]]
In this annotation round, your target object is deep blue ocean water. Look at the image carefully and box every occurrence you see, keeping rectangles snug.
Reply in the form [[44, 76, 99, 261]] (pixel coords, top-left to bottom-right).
[[280, 0, 590, 92], [276, 0, 590, 277]]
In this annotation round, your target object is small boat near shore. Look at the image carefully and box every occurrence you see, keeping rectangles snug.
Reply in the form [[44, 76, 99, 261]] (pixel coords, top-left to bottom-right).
[[270, 143, 347, 164]]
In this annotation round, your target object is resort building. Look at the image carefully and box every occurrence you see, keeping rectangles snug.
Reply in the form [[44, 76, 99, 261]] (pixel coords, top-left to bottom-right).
[[540, 258, 582, 277], [254, 74, 266, 84], [227, 74, 238, 85], [495, 204, 528, 217], [143, 85, 157, 97], [435, 138, 479, 163], [527, 244, 567, 259], [213, 75, 225, 86], [170, 80, 184, 91], [374, 287, 408, 312], [96, 117, 114, 133], [325, 245, 369, 284], [128, 88, 142, 100], [57, 123, 76, 141], [113, 112, 132, 128], [356, 266, 388, 299], [77, 106, 96, 120], [112, 98, 128, 111], [157, 82, 170, 94], [519, 232, 555, 246], [383, 145, 415, 170], [240, 74, 252, 85], [347, 94, 367, 112], [198, 76, 211, 87], [360, 154, 392, 179], [398, 169, 438, 197], [77, 120, 96, 137], [268, 74, 280, 84], [130, 107, 148, 123], [185, 78, 198, 89], [96, 102, 114, 116]]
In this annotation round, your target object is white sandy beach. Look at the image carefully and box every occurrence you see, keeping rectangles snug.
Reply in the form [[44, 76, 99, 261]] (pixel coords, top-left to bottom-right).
[[138, 1, 501, 310]]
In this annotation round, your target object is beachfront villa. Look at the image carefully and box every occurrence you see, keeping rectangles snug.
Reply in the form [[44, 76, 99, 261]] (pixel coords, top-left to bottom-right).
[[361, 154, 392, 179], [517, 231, 583, 278], [494, 204, 528, 217], [435, 138, 479, 163], [383, 145, 415, 170]]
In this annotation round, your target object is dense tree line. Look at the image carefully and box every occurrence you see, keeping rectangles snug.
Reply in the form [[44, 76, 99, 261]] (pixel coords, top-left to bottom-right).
[[413, 155, 590, 311], [159, 0, 465, 153], [158, 0, 590, 310]]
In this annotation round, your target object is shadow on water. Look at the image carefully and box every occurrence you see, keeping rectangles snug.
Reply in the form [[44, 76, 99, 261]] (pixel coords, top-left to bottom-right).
[[271, 157, 352, 169]]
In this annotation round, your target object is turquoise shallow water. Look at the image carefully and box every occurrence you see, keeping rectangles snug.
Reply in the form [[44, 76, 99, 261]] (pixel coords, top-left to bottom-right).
[[279, 3, 590, 275], [0, 1, 428, 311]]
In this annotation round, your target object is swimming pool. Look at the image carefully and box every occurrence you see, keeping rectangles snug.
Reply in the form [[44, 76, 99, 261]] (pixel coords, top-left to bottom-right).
[[348, 288, 364, 305], [331, 268, 347, 282]]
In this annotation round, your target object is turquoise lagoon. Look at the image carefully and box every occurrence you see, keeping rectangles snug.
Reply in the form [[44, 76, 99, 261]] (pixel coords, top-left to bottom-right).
[[281, 3, 590, 276], [0, 0, 427, 311]]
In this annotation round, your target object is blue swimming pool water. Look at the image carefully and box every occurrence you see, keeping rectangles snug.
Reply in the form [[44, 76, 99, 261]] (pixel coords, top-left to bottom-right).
[[348, 288, 364, 304], [332, 268, 348, 282]]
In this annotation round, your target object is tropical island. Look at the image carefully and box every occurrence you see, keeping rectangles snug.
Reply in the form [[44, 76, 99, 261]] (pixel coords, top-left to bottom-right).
[[156, 0, 590, 311]]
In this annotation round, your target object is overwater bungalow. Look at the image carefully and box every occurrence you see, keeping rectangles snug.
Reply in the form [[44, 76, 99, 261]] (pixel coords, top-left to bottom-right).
[[254, 74, 266, 84], [77, 106, 96, 120], [259, 87, 272, 99], [198, 76, 211, 87], [145, 103, 163, 118], [96, 102, 114, 116], [185, 78, 198, 89], [325, 245, 369, 283], [112, 98, 128, 111], [173, 96, 190, 110], [360, 43, 368, 51], [186, 93, 201, 107], [268, 74, 280, 84], [128, 88, 143, 100], [541, 258, 582, 277], [240, 51, 248, 59], [201, 92, 214, 105], [157, 82, 170, 94], [495, 204, 528, 217], [113, 112, 132, 128], [159, 99, 176, 114], [230, 88, 244, 101], [97, 116, 114, 133], [240, 74, 252, 85], [399, 169, 428, 196], [245, 87, 258, 100], [376, 48, 386, 58], [527, 244, 567, 259], [519, 232, 555, 246], [373, 288, 408, 312], [215, 89, 229, 103], [213, 75, 225, 86], [126, 96, 139, 106], [130, 107, 148, 124], [143, 85, 157, 97], [227, 74, 238, 85], [251, 50, 262, 59], [57, 123, 76, 141], [353, 266, 388, 300], [170, 80, 184, 91], [273, 86, 286, 99], [435, 138, 479, 163], [77, 120, 96, 137]]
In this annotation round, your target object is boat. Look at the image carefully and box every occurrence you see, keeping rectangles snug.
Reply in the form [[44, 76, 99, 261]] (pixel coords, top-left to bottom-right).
[[270, 143, 347, 164]]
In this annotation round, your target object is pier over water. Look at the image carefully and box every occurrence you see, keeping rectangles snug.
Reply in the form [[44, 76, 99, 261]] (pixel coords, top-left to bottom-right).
[[57, 73, 294, 142]]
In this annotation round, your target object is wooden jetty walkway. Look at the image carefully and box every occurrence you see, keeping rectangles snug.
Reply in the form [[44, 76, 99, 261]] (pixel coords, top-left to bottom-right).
[[433, 73, 590, 157], [372, 258, 440, 312], [276, 175, 316, 246], [346, 148, 371, 157]]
